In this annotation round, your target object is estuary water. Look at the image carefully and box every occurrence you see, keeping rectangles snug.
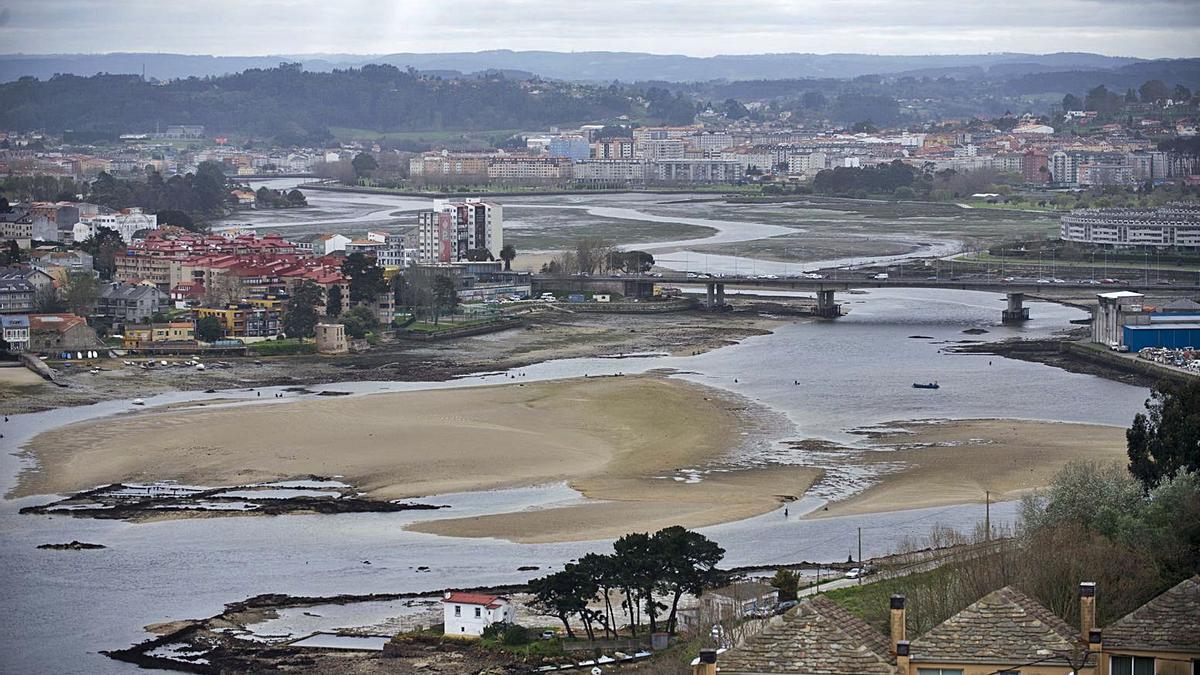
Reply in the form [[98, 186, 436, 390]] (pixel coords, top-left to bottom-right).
[[0, 288, 1149, 674]]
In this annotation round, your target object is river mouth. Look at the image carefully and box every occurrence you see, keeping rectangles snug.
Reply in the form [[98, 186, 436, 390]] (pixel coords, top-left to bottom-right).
[[0, 286, 1150, 674]]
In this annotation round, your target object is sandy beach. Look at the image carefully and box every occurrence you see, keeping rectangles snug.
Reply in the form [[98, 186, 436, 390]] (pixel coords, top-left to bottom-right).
[[811, 419, 1129, 518], [17, 375, 818, 538]]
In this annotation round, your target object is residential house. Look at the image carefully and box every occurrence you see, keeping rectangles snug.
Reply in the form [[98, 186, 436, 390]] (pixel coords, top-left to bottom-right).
[[98, 282, 168, 325], [122, 322, 196, 348], [703, 581, 780, 622], [902, 585, 1096, 675], [73, 207, 158, 243], [194, 302, 281, 338], [27, 313, 99, 353], [441, 592, 515, 637], [718, 595, 895, 675], [0, 276, 34, 314], [308, 233, 351, 256], [1, 314, 30, 351], [1097, 575, 1199, 675], [170, 281, 206, 308]]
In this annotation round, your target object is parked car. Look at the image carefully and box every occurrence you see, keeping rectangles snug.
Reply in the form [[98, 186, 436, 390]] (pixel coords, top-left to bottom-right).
[[775, 600, 800, 614], [844, 567, 863, 579]]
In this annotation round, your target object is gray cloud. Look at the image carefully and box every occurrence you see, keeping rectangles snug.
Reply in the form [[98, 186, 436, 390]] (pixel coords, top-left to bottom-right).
[[1, 0, 1198, 57]]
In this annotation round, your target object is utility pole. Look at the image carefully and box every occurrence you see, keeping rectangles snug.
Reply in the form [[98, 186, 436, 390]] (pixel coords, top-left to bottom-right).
[[857, 527, 863, 585], [985, 491, 991, 541]]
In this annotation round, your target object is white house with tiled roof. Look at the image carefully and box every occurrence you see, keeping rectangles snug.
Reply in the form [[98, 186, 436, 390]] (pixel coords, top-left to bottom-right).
[[441, 591, 515, 637]]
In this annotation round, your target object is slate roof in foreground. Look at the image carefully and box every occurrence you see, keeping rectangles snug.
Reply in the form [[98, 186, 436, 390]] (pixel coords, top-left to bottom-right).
[[1103, 575, 1200, 653], [719, 594, 895, 674], [910, 586, 1084, 665]]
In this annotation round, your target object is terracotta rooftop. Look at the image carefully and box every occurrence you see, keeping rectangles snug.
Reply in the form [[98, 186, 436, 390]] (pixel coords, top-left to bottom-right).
[[719, 595, 894, 675], [1103, 575, 1200, 653], [443, 592, 507, 609], [910, 586, 1086, 666]]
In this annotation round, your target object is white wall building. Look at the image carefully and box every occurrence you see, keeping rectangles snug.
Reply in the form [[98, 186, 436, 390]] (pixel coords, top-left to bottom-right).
[[417, 199, 503, 264], [442, 592, 515, 637], [72, 208, 158, 243]]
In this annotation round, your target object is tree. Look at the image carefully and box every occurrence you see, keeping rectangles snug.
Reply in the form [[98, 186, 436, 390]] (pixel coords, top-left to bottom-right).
[[79, 226, 124, 279], [4, 239, 21, 265], [1061, 93, 1082, 111], [341, 252, 386, 305], [156, 209, 196, 231], [195, 315, 224, 342], [351, 152, 378, 180], [60, 270, 100, 316], [529, 566, 594, 639], [1126, 379, 1200, 489], [283, 280, 323, 339], [325, 284, 344, 318], [1139, 80, 1170, 103], [432, 275, 458, 313], [340, 304, 378, 339], [499, 243, 517, 271], [1084, 85, 1122, 115], [770, 569, 802, 602], [1174, 84, 1193, 102], [653, 526, 725, 634], [33, 284, 66, 313]]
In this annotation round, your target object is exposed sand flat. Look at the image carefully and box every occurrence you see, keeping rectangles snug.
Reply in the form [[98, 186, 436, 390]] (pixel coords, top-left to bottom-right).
[[410, 466, 822, 543], [16, 376, 816, 538], [811, 419, 1128, 519]]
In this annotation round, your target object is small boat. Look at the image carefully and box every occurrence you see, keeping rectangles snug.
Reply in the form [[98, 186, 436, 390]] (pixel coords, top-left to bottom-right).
[[131, 398, 145, 406], [912, 382, 940, 389]]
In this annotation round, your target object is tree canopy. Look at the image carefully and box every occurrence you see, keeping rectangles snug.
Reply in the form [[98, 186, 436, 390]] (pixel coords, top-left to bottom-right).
[[1127, 379, 1200, 489]]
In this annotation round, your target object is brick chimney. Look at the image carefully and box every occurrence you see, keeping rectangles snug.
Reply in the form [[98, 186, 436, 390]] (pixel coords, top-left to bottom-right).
[[693, 648, 718, 675], [890, 595, 907, 651], [1079, 582, 1097, 641], [896, 639, 911, 674], [1088, 628, 1103, 654]]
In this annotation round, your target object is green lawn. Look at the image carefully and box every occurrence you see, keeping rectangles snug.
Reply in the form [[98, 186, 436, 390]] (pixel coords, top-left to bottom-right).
[[248, 338, 317, 356]]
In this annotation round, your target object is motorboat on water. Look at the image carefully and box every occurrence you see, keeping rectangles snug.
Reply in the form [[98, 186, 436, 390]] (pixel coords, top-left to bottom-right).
[[912, 382, 940, 389]]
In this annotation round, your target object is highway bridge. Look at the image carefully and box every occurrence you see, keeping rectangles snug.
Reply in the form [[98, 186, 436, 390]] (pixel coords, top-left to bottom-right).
[[531, 274, 1200, 321]]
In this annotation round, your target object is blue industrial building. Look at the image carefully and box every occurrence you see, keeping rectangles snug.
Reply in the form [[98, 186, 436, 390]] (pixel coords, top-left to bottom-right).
[[1123, 313, 1200, 351]]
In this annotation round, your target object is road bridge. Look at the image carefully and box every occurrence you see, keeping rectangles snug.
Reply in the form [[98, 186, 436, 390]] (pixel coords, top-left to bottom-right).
[[532, 274, 1200, 322]]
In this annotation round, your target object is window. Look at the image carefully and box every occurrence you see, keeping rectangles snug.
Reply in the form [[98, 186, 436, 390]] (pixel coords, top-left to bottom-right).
[[474, 607, 481, 618], [1110, 656, 1155, 675], [454, 605, 461, 617], [917, 670, 963, 675]]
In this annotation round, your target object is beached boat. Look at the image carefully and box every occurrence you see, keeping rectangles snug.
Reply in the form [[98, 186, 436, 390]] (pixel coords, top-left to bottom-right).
[[912, 382, 940, 389]]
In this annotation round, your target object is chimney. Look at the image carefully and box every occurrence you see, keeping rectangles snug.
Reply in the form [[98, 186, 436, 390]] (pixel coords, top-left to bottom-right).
[[693, 648, 718, 675], [1079, 582, 1097, 641], [890, 595, 907, 650], [896, 640, 911, 675], [1088, 628, 1103, 653]]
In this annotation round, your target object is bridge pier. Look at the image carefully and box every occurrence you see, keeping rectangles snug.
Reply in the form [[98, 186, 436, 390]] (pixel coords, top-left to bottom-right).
[[704, 282, 727, 310], [814, 289, 841, 318], [1002, 292, 1030, 323]]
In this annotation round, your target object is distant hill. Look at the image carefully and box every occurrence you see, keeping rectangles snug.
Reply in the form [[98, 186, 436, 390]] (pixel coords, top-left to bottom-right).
[[0, 50, 1148, 84]]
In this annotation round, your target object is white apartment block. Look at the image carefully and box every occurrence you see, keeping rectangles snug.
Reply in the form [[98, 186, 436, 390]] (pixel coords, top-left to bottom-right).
[[417, 199, 503, 263], [72, 208, 158, 243]]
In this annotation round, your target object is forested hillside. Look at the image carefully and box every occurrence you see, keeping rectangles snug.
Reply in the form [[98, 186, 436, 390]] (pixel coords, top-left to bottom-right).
[[0, 64, 696, 140]]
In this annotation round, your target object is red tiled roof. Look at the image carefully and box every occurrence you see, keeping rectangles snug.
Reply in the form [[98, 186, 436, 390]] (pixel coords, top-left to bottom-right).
[[29, 313, 88, 333], [443, 592, 506, 607]]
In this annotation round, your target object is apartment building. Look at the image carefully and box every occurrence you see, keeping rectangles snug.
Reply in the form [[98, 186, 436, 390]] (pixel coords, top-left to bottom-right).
[[417, 199, 503, 263], [572, 159, 646, 187], [486, 156, 573, 182], [647, 159, 743, 183], [195, 302, 282, 338]]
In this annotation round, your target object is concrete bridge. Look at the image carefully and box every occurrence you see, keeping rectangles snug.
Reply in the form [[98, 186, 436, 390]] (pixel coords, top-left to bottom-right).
[[531, 274, 1200, 322]]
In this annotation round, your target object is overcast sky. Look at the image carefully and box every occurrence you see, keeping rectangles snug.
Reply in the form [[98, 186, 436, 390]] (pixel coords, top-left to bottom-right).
[[2, 0, 1199, 58]]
